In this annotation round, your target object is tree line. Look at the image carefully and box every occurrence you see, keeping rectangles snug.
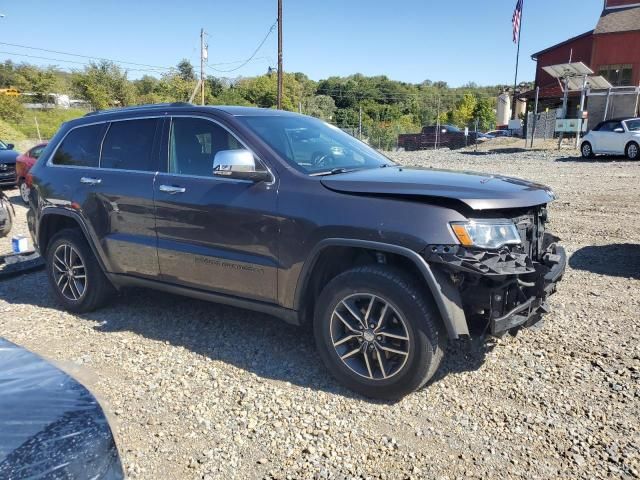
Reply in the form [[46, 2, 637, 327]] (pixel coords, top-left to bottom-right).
[[0, 59, 510, 148]]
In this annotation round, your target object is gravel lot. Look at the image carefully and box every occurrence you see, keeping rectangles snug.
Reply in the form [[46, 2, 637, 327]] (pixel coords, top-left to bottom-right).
[[1, 143, 639, 479]]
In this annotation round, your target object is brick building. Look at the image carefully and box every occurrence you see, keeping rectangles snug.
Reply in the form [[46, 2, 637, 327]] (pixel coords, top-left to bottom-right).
[[525, 0, 640, 123]]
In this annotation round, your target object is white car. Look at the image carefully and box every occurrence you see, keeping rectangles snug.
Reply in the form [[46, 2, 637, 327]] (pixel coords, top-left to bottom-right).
[[580, 117, 640, 160]]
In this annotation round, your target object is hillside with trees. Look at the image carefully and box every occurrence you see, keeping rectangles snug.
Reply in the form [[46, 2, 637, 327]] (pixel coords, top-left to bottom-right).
[[0, 59, 509, 149]]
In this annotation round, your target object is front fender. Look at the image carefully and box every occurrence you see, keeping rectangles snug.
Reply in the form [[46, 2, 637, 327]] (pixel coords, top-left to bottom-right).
[[294, 238, 469, 339]]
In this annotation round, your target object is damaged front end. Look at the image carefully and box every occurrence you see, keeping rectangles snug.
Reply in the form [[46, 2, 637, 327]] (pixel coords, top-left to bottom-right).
[[425, 207, 567, 336]]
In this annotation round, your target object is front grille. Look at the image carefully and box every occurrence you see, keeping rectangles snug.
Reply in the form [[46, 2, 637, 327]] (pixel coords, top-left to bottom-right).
[[0, 163, 15, 173], [512, 208, 546, 260]]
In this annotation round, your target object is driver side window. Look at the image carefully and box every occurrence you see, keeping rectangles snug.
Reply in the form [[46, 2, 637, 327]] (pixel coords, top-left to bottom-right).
[[169, 117, 251, 177]]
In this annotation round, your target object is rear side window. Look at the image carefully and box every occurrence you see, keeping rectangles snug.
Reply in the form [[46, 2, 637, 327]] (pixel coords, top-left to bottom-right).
[[52, 124, 107, 167], [101, 119, 159, 171]]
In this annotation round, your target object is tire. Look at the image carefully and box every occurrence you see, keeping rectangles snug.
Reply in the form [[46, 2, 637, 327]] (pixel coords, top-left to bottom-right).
[[626, 141, 639, 160], [581, 142, 594, 159], [0, 194, 12, 237], [18, 179, 30, 204], [45, 228, 114, 313], [313, 265, 446, 400]]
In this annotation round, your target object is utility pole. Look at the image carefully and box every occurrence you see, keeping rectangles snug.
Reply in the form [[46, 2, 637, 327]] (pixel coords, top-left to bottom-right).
[[200, 28, 206, 105], [358, 106, 362, 139], [277, 0, 283, 110]]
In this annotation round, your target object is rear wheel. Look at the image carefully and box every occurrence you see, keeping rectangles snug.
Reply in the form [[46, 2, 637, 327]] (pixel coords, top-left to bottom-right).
[[314, 265, 446, 400], [46, 229, 114, 313], [626, 142, 639, 160], [581, 142, 594, 159], [18, 179, 30, 204]]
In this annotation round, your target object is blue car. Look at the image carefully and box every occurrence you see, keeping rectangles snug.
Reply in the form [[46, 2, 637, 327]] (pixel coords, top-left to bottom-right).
[[0, 140, 19, 187]]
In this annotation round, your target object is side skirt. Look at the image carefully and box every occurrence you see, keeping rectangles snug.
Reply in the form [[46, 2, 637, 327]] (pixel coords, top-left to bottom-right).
[[106, 273, 300, 326]]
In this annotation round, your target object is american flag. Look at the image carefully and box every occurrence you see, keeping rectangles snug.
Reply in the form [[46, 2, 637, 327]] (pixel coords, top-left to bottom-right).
[[512, 0, 523, 43]]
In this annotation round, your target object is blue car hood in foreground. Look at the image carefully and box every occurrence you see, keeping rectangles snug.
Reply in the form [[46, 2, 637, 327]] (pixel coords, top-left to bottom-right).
[[321, 166, 555, 210], [0, 150, 18, 164], [0, 338, 124, 479]]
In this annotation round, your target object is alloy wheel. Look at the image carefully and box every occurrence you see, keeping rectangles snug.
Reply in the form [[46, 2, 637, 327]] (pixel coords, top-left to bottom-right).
[[52, 244, 87, 301], [582, 144, 591, 157], [629, 144, 638, 159], [20, 182, 30, 203], [330, 293, 410, 380]]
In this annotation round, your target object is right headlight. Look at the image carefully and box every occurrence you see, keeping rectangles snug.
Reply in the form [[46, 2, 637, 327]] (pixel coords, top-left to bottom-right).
[[450, 220, 521, 250]]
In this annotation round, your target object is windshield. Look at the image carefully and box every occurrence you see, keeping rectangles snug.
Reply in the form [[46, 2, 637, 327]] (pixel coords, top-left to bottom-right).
[[238, 115, 394, 174], [626, 119, 640, 132]]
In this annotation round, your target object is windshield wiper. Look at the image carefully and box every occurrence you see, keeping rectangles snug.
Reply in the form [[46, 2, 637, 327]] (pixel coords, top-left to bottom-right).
[[310, 168, 360, 177]]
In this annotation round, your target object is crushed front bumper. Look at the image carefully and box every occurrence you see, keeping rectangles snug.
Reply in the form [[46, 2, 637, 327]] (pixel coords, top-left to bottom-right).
[[426, 239, 567, 336], [490, 244, 566, 334]]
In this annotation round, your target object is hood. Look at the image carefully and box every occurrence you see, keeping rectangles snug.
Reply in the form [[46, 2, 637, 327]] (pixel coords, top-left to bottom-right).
[[0, 150, 18, 164], [320, 166, 555, 210], [0, 338, 124, 479]]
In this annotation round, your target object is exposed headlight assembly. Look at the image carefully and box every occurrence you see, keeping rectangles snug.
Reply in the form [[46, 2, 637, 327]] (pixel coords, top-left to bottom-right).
[[450, 220, 521, 249]]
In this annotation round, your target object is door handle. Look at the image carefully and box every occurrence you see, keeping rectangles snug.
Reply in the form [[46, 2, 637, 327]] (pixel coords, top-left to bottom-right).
[[159, 185, 186, 194], [80, 177, 102, 185]]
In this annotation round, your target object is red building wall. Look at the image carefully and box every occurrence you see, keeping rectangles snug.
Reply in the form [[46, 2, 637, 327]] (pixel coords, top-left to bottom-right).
[[605, 0, 640, 7], [534, 34, 594, 88], [592, 31, 640, 85]]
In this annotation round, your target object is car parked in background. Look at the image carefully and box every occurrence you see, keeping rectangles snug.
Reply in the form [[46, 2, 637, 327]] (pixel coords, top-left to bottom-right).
[[0, 140, 18, 187], [581, 117, 640, 160], [16, 142, 48, 203], [485, 130, 513, 138], [398, 125, 484, 150]]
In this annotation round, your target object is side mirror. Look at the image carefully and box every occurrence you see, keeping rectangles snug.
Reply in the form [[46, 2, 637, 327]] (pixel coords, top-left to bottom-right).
[[613, 128, 624, 133], [6, 143, 14, 150], [212, 150, 271, 182]]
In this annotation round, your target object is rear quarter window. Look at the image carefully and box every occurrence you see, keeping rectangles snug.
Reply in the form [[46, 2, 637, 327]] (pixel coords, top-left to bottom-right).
[[52, 123, 107, 167]]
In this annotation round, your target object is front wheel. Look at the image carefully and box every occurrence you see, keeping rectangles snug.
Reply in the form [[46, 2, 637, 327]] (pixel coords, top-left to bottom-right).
[[314, 265, 446, 400], [626, 142, 639, 160], [581, 142, 594, 159]]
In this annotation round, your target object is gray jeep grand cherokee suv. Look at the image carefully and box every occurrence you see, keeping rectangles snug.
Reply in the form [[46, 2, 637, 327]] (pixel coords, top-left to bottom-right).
[[27, 104, 566, 399]]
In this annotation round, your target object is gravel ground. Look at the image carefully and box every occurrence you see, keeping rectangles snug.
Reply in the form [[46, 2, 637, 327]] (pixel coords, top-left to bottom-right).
[[1, 143, 639, 480]]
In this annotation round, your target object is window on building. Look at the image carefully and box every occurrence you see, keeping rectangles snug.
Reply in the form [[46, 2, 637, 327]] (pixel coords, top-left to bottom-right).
[[598, 64, 633, 87]]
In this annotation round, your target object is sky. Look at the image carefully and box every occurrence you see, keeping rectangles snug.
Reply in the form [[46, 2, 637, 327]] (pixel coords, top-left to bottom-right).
[[0, 0, 604, 87]]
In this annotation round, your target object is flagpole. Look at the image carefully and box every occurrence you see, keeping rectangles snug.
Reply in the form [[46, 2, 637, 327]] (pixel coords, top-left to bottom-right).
[[512, 0, 524, 120]]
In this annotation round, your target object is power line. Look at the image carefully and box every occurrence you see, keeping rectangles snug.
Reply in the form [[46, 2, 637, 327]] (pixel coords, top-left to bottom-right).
[[0, 41, 174, 72], [0, 50, 170, 74], [206, 20, 277, 73]]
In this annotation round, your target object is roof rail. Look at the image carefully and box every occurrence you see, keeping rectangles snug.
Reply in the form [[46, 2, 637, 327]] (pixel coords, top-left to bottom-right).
[[84, 102, 194, 117]]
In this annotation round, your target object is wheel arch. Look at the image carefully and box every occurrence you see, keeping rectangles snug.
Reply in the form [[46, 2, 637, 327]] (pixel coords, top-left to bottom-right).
[[38, 208, 111, 274], [294, 238, 469, 339]]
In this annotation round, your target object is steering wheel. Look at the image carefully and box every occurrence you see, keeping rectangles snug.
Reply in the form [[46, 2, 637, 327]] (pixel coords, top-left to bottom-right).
[[312, 152, 335, 168]]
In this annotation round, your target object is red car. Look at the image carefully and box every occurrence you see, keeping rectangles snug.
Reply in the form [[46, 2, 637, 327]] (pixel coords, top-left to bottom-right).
[[16, 142, 47, 203]]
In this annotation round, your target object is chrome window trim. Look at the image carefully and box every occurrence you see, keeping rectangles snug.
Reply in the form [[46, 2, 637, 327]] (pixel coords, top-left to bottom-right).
[[166, 114, 276, 185], [46, 115, 166, 173]]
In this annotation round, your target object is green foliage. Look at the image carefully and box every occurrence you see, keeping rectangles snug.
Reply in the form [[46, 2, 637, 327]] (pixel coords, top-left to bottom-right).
[[0, 118, 27, 142], [176, 59, 196, 82], [473, 97, 496, 131], [13, 108, 86, 139], [0, 59, 509, 148], [0, 95, 26, 123], [72, 61, 134, 110]]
